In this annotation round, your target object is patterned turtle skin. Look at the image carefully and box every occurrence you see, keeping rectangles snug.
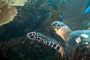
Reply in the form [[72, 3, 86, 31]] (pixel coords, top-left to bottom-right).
[[27, 32, 64, 57], [65, 30, 90, 60], [27, 21, 90, 60]]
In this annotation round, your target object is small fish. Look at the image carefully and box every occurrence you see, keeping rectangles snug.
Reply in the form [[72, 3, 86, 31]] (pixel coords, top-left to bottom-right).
[[81, 5, 90, 13]]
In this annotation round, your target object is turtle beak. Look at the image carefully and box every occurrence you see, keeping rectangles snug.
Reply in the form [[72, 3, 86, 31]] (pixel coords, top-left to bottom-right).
[[61, 50, 64, 58]]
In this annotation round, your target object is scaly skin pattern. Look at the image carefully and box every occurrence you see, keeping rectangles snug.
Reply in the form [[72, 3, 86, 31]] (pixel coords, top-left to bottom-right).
[[27, 21, 90, 60], [27, 32, 64, 57], [66, 30, 90, 60]]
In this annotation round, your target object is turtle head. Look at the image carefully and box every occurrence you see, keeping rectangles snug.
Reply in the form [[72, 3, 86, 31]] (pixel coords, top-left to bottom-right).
[[52, 21, 72, 42], [52, 21, 66, 31]]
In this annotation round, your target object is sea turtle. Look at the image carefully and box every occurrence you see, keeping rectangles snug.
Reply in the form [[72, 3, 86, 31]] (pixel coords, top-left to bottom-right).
[[27, 21, 90, 60]]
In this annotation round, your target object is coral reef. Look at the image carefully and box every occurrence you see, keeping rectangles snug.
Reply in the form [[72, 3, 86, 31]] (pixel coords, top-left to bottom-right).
[[0, 0, 17, 26], [0, 0, 27, 26], [8, 0, 27, 6], [0, 36, 58, 60], [0, 0, 64, 60], [0, 0, 90, 60]]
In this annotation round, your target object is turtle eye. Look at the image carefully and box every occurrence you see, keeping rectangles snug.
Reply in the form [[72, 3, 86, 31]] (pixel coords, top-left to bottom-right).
[[53, 24, 56, 27], [57, 24, 60, 27]]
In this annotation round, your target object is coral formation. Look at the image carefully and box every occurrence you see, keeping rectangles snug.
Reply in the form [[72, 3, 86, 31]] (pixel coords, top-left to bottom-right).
[[0, 0, 17, 26], [0, 0, 27, 26], [0, 0, 8, 8], [0, 0, 63, 60], [8, 0, 27, 6]]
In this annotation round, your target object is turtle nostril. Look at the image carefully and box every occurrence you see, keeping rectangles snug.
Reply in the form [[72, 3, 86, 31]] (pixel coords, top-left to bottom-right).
[[57, 27, 60, 30]]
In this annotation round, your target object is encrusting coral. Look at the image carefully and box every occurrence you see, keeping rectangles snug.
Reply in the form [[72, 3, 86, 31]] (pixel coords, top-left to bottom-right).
[[8, 0, 27, 6], [0, 0, 27, 26], [0, 0, 8, 8], [0, 0, 17, 26]]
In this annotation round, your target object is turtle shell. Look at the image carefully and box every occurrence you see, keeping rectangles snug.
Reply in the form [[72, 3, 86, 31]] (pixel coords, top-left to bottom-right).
[[65, 30, 90, 60]]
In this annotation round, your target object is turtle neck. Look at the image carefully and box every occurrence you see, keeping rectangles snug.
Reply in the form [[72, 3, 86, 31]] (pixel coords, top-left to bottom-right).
[[56, 26, 72, 42]]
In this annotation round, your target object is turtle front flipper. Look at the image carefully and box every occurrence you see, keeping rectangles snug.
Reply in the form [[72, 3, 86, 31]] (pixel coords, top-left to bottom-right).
[[27, 32, 64, 58]]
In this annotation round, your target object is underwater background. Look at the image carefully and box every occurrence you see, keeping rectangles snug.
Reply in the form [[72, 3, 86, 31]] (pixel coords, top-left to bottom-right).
[[0, 0, 90, 60]]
